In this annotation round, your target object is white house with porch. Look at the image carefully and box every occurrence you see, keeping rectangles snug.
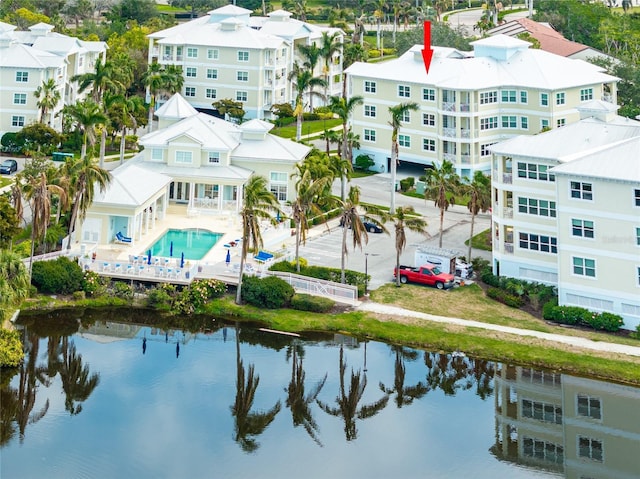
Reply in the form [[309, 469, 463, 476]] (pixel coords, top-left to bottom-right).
[[77, 93, 310, 247]]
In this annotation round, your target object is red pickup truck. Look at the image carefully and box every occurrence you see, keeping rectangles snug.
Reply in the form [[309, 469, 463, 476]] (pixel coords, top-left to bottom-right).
[[393, 264, 456, 289]]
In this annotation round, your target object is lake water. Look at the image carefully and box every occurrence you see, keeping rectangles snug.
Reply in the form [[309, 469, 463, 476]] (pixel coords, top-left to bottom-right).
[[2, 311, 639, 479]]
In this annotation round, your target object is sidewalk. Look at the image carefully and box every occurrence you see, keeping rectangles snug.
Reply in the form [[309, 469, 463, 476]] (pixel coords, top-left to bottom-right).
[[358, 302, 640, 358]]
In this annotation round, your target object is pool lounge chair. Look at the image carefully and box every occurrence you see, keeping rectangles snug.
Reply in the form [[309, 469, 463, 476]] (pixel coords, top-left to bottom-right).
[[254, 251, 274, 264], [115, 232, 132, 244]]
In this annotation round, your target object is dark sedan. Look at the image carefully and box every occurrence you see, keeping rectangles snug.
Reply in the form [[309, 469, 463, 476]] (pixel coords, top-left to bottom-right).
[[340, 217, 385, 233], [0, 159, 18, 175]]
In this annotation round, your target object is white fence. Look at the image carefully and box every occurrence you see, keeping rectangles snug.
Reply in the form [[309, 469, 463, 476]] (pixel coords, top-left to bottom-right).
[[265, 271, 358, 306]]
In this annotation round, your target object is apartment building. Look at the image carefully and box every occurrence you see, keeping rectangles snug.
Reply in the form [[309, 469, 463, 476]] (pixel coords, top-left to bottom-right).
[[147, 6, 343, 120], [491, 101, 640, 330], [493, 364, 640, 478], [0, 21, 106, 137], [345, 35, 618, 178]]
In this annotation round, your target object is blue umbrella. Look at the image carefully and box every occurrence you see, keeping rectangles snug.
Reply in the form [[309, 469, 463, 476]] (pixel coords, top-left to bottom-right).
[[180, 252, 185, 269], [147, 250, 152, 265], [169, 241, 173, 257], [225, 249, 231, 265]]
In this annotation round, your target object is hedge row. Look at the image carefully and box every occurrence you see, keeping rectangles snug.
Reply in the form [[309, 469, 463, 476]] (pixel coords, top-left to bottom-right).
[[486, 287, 524, 308], [270, 261, 367, 296], [31, 257, 84, 294], [543, 301, 624, 332], [241, 275, 294, 309], [291, 293, 335, 313]]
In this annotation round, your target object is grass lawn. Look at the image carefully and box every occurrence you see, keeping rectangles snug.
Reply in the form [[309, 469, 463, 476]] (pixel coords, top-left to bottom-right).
[[465, 228, 492, 251], [352, 170, 378, 179], [0, 176, 13, 188], [271, 119, 342, 139]]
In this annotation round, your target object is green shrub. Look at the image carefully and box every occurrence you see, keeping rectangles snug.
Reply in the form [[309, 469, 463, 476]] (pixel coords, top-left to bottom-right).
[[302, 112, 320, 121], [241, 275, 295, 309], [486, 287, 524, 308], [543, 303, 623, 332], [112, 281, 134, 301], [72, 291, 86, 300], [270, 261, 367, 296], [146, 286, 173, 309], [0, 329, 23, 367], [632, 324, 640, 340], [399, 177, 415, 192], [82, 270, 108, 297], [274, 116, 296, 127], [291, 293, 335, 313], [31, 256, 84, 294], [480, 269, 500, 287], [354, 154, 374, 171]]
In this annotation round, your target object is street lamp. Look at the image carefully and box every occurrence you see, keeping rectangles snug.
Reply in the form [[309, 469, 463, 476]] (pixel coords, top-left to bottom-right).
[[364, 252, 379, 296]]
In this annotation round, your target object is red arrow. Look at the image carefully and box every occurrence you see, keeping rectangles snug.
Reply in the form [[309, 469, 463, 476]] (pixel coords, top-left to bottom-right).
[[421, 21, 434, 75]]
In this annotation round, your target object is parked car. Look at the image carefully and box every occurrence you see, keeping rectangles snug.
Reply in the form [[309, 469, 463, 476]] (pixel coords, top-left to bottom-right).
[[340, 216, 384, 233], [0, 159, 18, 175], [393, 264, 456, 289]]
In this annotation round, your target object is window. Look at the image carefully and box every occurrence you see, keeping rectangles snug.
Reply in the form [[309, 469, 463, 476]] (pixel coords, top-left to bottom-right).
[[577, 395, 601, 420], [480, 143, 496, 157], [238, 50, 249, 62], [236, 91, 248, 102], [634, 188, 640, 207], [11, 116, 25, 127], [176, 46, 183, 59], [398, 134, 410, 147], [580, 88, 593, 101], [185, 87, 196, 97], [207, 69, 218, 79], [206, 88, 217, 99], [423, 88, 435, 101], [151, 148, 163, 161], [519, 233, 558, 254], [578, 437, 603, 462], [573, 257, 596, 277], [540, 93, 549, 106], [541, 119, 550, 130], [186, 67, 197, 78], [556, 92, 565, 105], [207, 49, 219, 60], [522, 437, 564, 465], [480, 91, 497, 104], [520, 117, 528, 129], [364, 105, 376, 118], [175, 151, 193, 164], [517, 162, 554, 182], [364, 129, 376, 142], [237, 71, 248, 82], [423, 113, 435, 126], [186, 47, 198, 58], [518, 197, 557, 217], [572, 219, 594, 238], [364, 80, 376, 93], [207, 152, 220, 164], [13, 93, 27, 105], [269, 172, 288, 201], [522, 399, 562, 424], [557, 118, 566, 128], [501, 116, 517, 128], [423, 138, 436, 152], [520, 91, 528, 103], [501, 90, 517, 103], [480, 116, 498, 130], [15, 71, 28, 82], [401, 110, 411, 123], [398, 85, 411, 98], [571, 181, 593, 200], [636, 227, 640, 246]]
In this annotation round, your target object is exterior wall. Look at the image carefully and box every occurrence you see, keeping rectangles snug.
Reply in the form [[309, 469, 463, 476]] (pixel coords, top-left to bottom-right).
[[232, 158, 297, 204], [349, 68, 609, 178], [555, 174, 640, 330]]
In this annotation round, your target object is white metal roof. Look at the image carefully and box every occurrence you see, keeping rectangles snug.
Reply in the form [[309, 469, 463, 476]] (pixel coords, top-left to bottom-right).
[[0, 41, 65, 68], [155, 93, 198, 120], [92, 164, 172, 207], [155, 20, 284, 49]]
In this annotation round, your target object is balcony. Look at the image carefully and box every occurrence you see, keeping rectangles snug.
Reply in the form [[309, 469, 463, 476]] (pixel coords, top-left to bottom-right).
[[460, 103, 470, 112], [460, 154, 471, 164], [176, 55, 183, 61], [504, 243, 514, 254], [503, 173, 512, 184], [443, 127, 457, 138], [443, 153, 456, 162], [162, 55, 173, 61], [503, 207, 513, 219], [442, 101, 456, 112], [460, 129, 471, 138]]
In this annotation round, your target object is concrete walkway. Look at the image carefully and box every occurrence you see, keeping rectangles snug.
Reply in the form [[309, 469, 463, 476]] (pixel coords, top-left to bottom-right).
[[358, 302, 640, 358]]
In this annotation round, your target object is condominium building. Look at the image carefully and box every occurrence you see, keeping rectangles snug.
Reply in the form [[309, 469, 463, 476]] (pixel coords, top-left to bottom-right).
[[147, 6, 343, 120], [0, 21, 106, 137], [491, 101, 640, 330], [345, 35, 618, 177]]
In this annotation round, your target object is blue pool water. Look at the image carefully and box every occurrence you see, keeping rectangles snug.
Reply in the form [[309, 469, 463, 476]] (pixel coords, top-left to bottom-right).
[[148, 228, 223, 260]]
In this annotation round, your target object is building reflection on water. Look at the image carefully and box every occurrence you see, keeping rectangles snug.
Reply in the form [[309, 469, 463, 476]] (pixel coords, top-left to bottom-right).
[[492, 364, 640, 479]]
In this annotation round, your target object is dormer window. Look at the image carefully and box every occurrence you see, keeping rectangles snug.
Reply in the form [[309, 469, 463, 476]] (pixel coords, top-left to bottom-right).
[[208, 152, 220, 164]]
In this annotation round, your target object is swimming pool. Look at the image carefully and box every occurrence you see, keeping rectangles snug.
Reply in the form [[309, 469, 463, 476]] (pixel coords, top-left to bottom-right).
[[147, 229, 223, 260]]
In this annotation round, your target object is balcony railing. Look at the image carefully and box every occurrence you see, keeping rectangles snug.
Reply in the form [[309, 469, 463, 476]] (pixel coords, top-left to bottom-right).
[[443, 127, 457, 138], [503, 173, 512, 184], [504, 242, 514, 254], [442, 102, 456, 112], [162, 55, 172, 61], [443, 153, 456, 162], [460, 103, 470, 112], [460, 129, 471, 138], [503, 207, 513, 219], [460, 154, 471, 164]]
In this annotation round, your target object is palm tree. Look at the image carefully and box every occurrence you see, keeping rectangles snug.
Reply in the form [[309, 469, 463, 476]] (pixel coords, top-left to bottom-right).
[[319, 31, 342, 99], [388, 102, 419, 214], [105, 93, 145, 165], [62, 99, 107, 161], [285, 347, 327, 446], [389, 206, 429, 287], [25, 172, 66, 275], [344, 128, 360, 164], [291, 167, 332, 272], [342, 43, 368, 96], [142, 62, 164, 132], [424, 160, 461, 248], [63, 155, 112, 250], [232, 325, 281, 452], [328, 95, 363, 199], [336, 186, 372, 284], [379, 346, 429, 407], [0, 250, 30, 321], [297, 43, 322, 111], [317, 345, 389, 441], [373, 0, 389, 51], [34, 79, 61, 126], [464, 171, 491, 262], [320, 128, 341, 155], [236, 175, 282, 304], [163, 64, 185, 96], [288, 62, 327, 141]]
